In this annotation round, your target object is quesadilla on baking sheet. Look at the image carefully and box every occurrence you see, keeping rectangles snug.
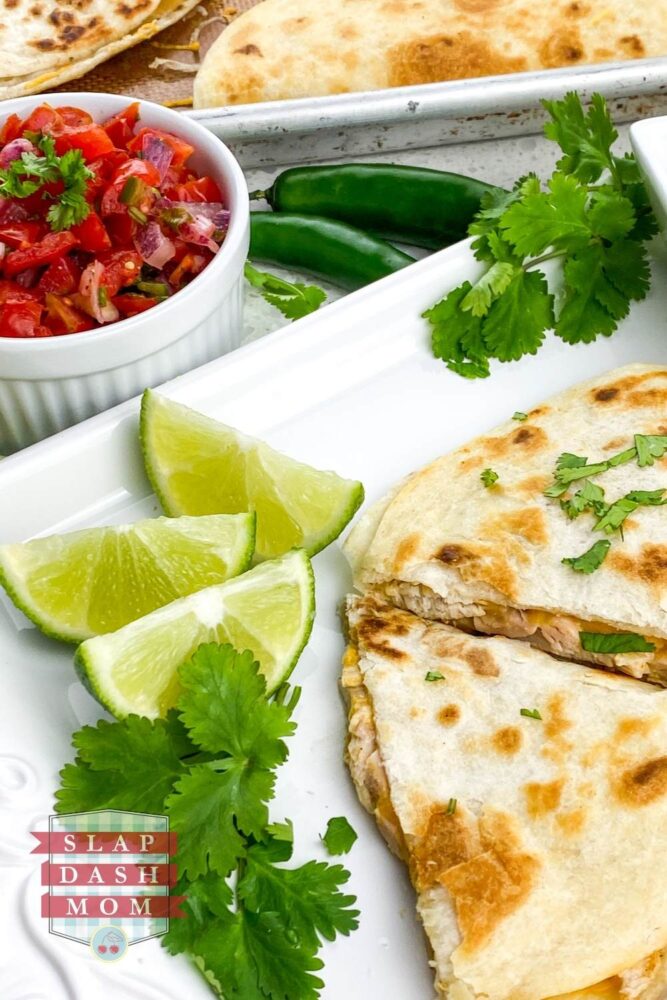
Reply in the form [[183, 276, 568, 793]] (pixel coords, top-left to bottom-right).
[[343, 594, 667, 1000], [194, 0, 667, 108], [346, 365, 667, 685], [0, 0, 201, 100]]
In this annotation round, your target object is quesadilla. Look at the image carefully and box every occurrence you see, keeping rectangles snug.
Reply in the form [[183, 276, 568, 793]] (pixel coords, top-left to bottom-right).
[[343, 594, 667, 1000], [0, 0, 200, 99], [194, 0, 667, 108], [346, 364, 667, 685]]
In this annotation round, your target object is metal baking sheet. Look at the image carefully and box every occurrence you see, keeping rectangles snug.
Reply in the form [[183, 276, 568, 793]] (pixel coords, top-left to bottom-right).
[[189, 56, 667, 167]]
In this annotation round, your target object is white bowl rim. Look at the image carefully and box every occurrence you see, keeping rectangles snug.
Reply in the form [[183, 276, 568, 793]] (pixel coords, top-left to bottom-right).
[[0, 91, 248, 354]]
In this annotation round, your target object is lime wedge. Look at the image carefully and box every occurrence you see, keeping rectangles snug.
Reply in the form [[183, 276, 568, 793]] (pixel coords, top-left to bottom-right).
[[0, 513, 255, 644], [140, 389, 364, 560], [75, 549, 315, 718]]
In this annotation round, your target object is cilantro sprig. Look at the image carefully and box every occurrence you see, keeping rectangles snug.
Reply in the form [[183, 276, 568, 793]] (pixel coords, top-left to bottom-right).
[[56, 643, 359, 999], [425, 93, 657, 378], [0, 134, 92, 231], [245, 262, 327, 321]]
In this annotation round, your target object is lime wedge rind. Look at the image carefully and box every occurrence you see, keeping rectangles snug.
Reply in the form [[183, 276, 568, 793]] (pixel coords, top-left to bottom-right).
[[74, 549, 315, 719], [0, 512, 256, 645], [140, 388, 364, 560]]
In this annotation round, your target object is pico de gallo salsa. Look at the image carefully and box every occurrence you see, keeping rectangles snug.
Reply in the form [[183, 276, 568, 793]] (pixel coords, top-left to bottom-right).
[[0, 102, 229, 338]]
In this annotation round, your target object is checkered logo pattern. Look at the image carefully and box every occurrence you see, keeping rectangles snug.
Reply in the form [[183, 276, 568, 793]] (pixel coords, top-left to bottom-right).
[[47, 810, 170, 946]]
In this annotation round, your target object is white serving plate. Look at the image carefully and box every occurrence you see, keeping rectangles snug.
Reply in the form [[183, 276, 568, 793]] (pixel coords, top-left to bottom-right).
[[1, 237, 666, 1000]]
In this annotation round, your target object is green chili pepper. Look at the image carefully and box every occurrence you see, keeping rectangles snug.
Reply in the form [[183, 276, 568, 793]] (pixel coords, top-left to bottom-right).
[[137, 281, 170, 297], [249, 212, 415, 291], [256, 164, 502, 249]]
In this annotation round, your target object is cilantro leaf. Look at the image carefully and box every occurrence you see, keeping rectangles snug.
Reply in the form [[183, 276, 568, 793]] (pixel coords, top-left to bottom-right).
[[425, 671, 445, 682], [460, 261, 516, 317], [245, 262, 326, 321], [177, 643, 295, 762], [635, 434, 667, 467], [321, 817, 358, 856], [500, 173, 591, 257], [482, 269, 553, 362], [192, 908, 325, 1000], [556, 244, 624, 344], [240, 841, 359, 949], [562, 539, 611, 573], [579, 631, 657, 654], [55, 714, 188, 815], [587, 188, 636, 242], [520, 707, 542, 720], [542, 92, 617, 183], [560, 480, 607, 520], [425, 282, 489, 379], [480, 468, 499, 488], [595, 489, 666, 535], [163, 872, 234, 956], [512, 411, 528, 421]]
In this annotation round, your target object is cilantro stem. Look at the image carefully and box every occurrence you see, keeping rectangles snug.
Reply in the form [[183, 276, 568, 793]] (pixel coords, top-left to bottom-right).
[[523, 250, 566, 271]]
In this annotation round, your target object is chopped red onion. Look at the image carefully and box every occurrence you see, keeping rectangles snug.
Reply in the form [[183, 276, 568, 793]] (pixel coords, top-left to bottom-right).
[[158, 199, 227, 223], [180, 214, 220, 253], [0, 198, 29, 224], [142, 134, 173, 182], [0, 138, 36, 168], [134, 220, 175, 268], [79, 261, 120, 324], [0, 241, 6, 261]]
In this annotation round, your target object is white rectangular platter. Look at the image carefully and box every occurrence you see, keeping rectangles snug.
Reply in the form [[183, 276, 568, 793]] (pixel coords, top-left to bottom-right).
[[1, 237, 666, 1000]]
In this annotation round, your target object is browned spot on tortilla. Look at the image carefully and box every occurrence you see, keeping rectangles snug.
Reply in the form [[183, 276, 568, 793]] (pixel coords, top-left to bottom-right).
[[436, 543, 472, 565], [516, 474, 551, 496], [593, 386, 620, 402], [544, 693, 572, 741], [463, 645, 499, 677], [589, 369, 667, 409], [393, 533, 420, 570], [603, 437, 627, 451], [234, 43, 262, 56], [339, 22, 359, 40], [454, 0, 501, 10], [556, 807, 586, 836], [595, 48, 614, 59], [34, 37, 55, 49], [3, 0, 18, 7], [409, 706, 425, 720], [442, 810, 540, 953], [619, 34, 645, 56], [524, 779, 563, 818], [528, 405, 551, 418], [61, 24, 85, 41], [410, 807, 480, 891], [608, 544, 667, 591], [539, 29, 585, 68], [485, 507, 548, 546], [30, 4, 42, 14], [492, 726, 522, 755], [389, 32, 527, 88], [614, 756, 667, 807], [566, 1, 589, 14], [477, 424, 549, 460], [616, 717, 659, 741], [438, 703, 461, 726]]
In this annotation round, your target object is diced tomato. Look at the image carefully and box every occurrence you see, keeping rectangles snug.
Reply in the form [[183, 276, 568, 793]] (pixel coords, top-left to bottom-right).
[[4, 231, 78, 277], [166, 176, 223, 203], [0, 222, 46, 249], [98, 249, 142, 296], [168, 252, 209, 287], [127, 127, 194, 168], [102, 102, 140, 149], [21, 104, 63, 136], [55, 106, 94, 129], [53, 125, 115, 160], [0, 279, 40, 304], [113, 293, 157, 316], [111, 158, 161, 190], [19, 180, 64, 217], [0, 300, 44, 337], [105, 213, 136, 246], [38, 256, 81, 296], [0, 113, 22, 145], [70, 211, 111, 253], [44, 293, 94, 335]]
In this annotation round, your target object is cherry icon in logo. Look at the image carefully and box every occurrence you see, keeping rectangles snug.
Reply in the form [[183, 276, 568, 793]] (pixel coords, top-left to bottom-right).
[[110, 945, 119, 954], [98, 945, 107, 954]]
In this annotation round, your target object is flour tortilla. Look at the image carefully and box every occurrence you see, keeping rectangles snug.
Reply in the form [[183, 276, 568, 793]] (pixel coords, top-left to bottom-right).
[[194, 0, 666, 107], [343, 595, 667, 1000], [346, 364, 667, 684], [0, 0, 200, 99]]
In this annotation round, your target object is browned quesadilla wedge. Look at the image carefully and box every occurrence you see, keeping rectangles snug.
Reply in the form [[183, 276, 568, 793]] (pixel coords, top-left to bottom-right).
[[346, 365, 667, 685], [343, 595, 667, 1000]]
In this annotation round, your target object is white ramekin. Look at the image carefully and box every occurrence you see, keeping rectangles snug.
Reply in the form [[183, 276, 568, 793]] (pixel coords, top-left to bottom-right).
[[0, 93, 249, 453], [630, 116, 667, 232]]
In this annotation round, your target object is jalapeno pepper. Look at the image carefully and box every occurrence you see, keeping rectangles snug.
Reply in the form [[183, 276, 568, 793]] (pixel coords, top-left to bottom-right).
[[249, 212, 415, 291], [260, 164, 502, 249]]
